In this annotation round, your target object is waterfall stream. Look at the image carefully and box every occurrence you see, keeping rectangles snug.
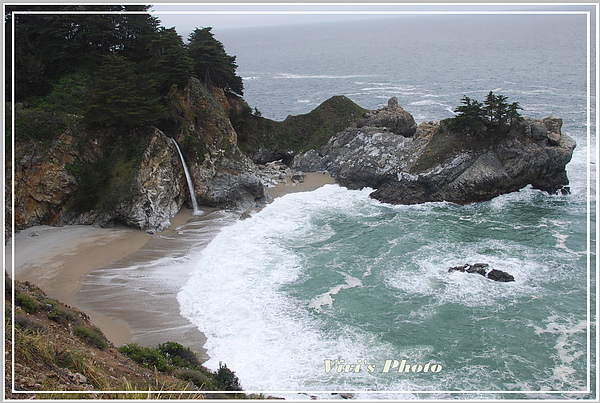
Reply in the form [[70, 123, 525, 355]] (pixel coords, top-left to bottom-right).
[[171, 138, 201, 215]]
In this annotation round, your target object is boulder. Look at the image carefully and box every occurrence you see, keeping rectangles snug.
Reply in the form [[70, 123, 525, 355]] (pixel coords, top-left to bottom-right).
[[487, 269, 515, 282], [357, 97, 418, 137], [448, 263, 515, 282]]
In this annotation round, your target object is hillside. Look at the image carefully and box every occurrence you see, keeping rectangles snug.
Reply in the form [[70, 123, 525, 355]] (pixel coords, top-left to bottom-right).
[[5, 276, 255, 399]]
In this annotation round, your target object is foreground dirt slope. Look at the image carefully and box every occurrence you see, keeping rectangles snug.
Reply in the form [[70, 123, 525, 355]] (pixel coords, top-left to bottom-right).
[[4, 277, 245, 400]]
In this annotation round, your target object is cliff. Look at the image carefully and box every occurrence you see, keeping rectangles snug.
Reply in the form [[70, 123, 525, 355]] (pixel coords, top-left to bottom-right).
[[8, 91, 576, 234], [292, 97, 576, 204], [9, 78, 265, 233]]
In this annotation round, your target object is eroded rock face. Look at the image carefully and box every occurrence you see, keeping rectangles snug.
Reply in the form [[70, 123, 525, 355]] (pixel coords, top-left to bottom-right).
[[293, 100, 575, 205], [196, 156, 265, 210], [10, 79, 265, 232], [13, 132, 81, 230], [24, 129, 185, 231], [108, 129, 186, 231], [357, 97, 417, 137]]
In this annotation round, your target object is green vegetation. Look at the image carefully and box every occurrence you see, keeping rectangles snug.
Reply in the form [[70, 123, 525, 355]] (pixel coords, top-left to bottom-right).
[[235, 95, 368, 159], [15, 292, 39, 314], [8, 280, 242, 396], [119, 342, 243, 392], [6, 5, 244, 134], [67, 129, 153, 213], [119, 343, 172, 372], [84, 54, 166, 129], [446, 91, 523, 137], [47, 304, 77, 325], [215, 362, 243, 391], [188, 27, 244, 96], [73, 325, 109, 349]]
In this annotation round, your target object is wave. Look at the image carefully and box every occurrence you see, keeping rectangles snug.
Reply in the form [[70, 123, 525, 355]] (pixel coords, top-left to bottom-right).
[[276, 73, 374, 80], [176, 183, 588, 396]]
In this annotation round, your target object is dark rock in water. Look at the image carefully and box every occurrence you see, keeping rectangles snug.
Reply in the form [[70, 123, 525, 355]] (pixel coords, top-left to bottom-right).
[[467, 262, 488, 276], [486, 269, 515, 282], [448, 263, 514, 282], [557, 186, 571, 195], [448, 264, 469, 273], [292, 99, 576, 205]]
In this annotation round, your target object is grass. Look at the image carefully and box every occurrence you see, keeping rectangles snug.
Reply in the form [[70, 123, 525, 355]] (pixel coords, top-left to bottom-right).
[[236, 95, 368, 160], [73, 326, 109, 350], [15, 292, 39, 314]]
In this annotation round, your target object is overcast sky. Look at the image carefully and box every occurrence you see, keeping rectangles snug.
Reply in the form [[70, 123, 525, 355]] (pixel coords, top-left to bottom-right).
[[149, 3, 593, 38]]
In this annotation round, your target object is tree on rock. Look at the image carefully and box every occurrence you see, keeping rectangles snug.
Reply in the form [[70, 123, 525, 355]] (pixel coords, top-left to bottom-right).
[[187, 27, 244, 96], [447, 95, 486, 135], [447, 91, 523, 137]]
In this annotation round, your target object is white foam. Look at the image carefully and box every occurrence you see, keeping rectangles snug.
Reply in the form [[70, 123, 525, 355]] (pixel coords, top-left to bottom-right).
[[552, 232, 587, 256], [383, 239, 543, 308], [308, 272, 362, 312], [531, 315, 587, 389], [177, 185, 442, 394]]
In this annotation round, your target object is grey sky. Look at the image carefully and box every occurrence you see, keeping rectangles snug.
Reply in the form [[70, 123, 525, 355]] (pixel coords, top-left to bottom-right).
[[149, 3, 590, 39]]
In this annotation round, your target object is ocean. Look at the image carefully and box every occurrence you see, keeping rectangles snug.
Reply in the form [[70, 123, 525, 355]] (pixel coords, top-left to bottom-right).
[[172, 13, 596, 399]]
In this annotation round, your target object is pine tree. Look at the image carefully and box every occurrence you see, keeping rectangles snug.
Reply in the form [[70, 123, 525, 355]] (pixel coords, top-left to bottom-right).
[[146, 27, 193, 94], [447, 91, 523, 137], [447, 95, 486, 135], [187, 27, 244, 96], [85, 53, 165, 129]]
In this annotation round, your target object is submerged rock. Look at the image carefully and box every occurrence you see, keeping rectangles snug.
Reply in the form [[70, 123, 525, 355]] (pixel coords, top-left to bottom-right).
[[293, 98, 575, 205], [448, 263, 515, 282]]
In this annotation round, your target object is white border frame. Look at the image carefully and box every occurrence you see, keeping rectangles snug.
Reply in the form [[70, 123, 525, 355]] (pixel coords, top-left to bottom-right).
[[3, 2, 597, 400]]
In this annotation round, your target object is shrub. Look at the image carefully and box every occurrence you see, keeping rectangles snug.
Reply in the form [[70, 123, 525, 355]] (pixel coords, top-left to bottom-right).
[[176, 368, 214, 390], [47, 305, 77, 325], [73, 326, 108, 350], [215, 362, 242, 391], [15, 108, 75, 142], [15, 292, 39, 314], [158, 341, 202, 368], [119, 343, 171, 372], [14, 313, 46, 333], [447, 91, 523, 137]]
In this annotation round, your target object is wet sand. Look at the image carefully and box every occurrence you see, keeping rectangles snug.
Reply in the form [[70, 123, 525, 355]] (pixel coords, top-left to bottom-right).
[[8, 172, 336, 360]]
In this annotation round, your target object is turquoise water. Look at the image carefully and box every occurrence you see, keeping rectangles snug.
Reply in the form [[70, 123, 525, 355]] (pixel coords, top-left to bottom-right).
[[178, 185, 590, 398], [177, 12, 595, 399]]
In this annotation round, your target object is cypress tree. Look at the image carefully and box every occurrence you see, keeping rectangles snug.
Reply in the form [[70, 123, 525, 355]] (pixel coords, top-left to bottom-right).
[[188, 27, 244, 96], [85, 53, 165, 129]]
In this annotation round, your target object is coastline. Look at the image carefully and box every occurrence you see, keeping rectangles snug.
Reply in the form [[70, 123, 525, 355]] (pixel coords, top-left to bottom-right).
[[8, 171, 335, 361]]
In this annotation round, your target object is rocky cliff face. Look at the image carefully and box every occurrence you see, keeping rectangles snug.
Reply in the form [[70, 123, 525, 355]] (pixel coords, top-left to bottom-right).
[[12, 128, 186, 232], [10, 78, 265, 233], [293, 98, 576, 205]]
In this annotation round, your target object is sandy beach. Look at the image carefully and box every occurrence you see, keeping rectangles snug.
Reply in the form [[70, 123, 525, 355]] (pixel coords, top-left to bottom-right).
[[8, 171, 335, 360]]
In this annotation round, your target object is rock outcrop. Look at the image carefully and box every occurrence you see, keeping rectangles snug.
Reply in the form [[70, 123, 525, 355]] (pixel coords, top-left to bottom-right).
[[10, 78, 265, 232], [356, 97, 417, 137], [448, 263, 515, 282], [293, 98, 575, 205]]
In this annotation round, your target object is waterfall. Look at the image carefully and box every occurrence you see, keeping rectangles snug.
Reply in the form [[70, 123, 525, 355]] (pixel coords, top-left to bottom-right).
[[171, 138, 201, 215]]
